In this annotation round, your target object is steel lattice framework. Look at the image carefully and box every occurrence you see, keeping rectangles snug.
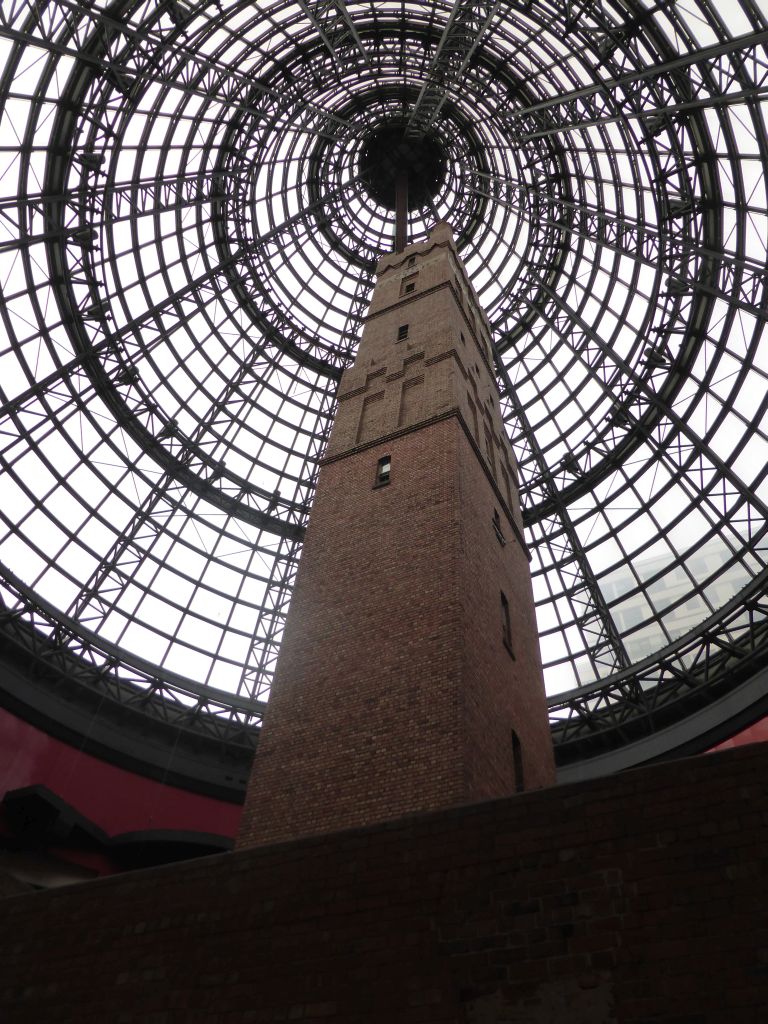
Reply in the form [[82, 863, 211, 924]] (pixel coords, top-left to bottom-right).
[[1, 0, 767, 768]]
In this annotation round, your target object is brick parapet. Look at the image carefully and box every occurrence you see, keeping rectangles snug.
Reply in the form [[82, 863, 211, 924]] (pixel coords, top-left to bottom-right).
[[1, 742, 767, 1022]]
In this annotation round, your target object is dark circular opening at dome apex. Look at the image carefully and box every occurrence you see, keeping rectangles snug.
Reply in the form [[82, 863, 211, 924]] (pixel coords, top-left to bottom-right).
[[359, 124, 446, 210]]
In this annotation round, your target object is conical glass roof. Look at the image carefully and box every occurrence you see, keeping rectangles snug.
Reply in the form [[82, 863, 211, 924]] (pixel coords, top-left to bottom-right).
[[1, 0, 767, 764]]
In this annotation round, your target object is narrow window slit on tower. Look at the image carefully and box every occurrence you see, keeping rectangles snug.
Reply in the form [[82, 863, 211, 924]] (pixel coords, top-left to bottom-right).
[[467, 393, 478, 438], [493, 509, 506, 546], [500, 465, 513, 512], [397, 324, 409, 341], [484, 426, 496, 474], [511, 730, 524, 793], [501, 590, 514, 656], [407, 255, 416, 267], [401, 273, 418, 295], [374, 455, 391, 487]]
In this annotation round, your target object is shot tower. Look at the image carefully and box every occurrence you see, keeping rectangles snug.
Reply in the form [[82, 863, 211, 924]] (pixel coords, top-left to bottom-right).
[[238, 222, 555, 849]]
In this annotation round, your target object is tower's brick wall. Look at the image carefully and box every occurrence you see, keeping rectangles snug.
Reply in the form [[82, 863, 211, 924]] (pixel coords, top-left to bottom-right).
[[239, 422, 465, 846], [455, 431, 553, 803], [238, 224, 554, 848], [2, 742, 767, 1023], [238, 413, 554, 848]]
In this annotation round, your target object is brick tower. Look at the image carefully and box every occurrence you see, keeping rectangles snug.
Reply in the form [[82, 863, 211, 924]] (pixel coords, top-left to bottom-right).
[[237, 222, 555, 849]]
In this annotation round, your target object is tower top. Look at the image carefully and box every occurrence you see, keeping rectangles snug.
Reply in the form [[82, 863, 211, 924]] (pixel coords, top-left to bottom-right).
[[376, 220, 455, 275], [370, 219, 492, 361]]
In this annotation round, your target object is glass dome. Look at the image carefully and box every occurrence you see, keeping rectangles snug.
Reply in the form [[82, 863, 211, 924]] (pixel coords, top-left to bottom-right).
[[1, 0, 767, 767]]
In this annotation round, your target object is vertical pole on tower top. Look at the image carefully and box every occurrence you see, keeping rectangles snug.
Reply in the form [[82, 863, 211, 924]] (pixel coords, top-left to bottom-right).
[[395, 170, 408, 252]]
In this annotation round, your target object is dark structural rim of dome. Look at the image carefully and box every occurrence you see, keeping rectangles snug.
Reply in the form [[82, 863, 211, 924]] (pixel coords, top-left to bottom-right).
[[0, 0, 767, 787]]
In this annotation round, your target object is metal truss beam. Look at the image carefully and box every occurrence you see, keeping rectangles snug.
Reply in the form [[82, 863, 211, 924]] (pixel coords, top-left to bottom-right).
[[407, 1, 501, 137], [0, 169, 244, 254], [297, 1, 371, 70], [549, 566, 768, 758], [64, 340, 301, 618], [234, 391, 336, 701], [472, 171, 768, 323], [515, 278, 768, 546], [515, 85, 768, 142], [0, 563, 266, 732], [0, 1, 357, 144], [504, 26, 768, 143], [495, 358, 631, 679], [236, 535, 303, 703]]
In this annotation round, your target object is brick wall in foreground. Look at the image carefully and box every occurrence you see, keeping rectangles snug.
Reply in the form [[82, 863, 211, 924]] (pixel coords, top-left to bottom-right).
[[1, 741, 767, 1023]]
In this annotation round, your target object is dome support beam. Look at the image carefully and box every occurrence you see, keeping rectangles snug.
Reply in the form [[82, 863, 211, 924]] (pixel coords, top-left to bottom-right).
[[406, 0, 502, 138], [494, 357, 632, 680], [472, 168, 768, 317], [297, 1, 371, 69], [531, 282, 768, 531], [550, 566, 768, 762], [505, 25, 768, 132], [0, 3, 357, 142]]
